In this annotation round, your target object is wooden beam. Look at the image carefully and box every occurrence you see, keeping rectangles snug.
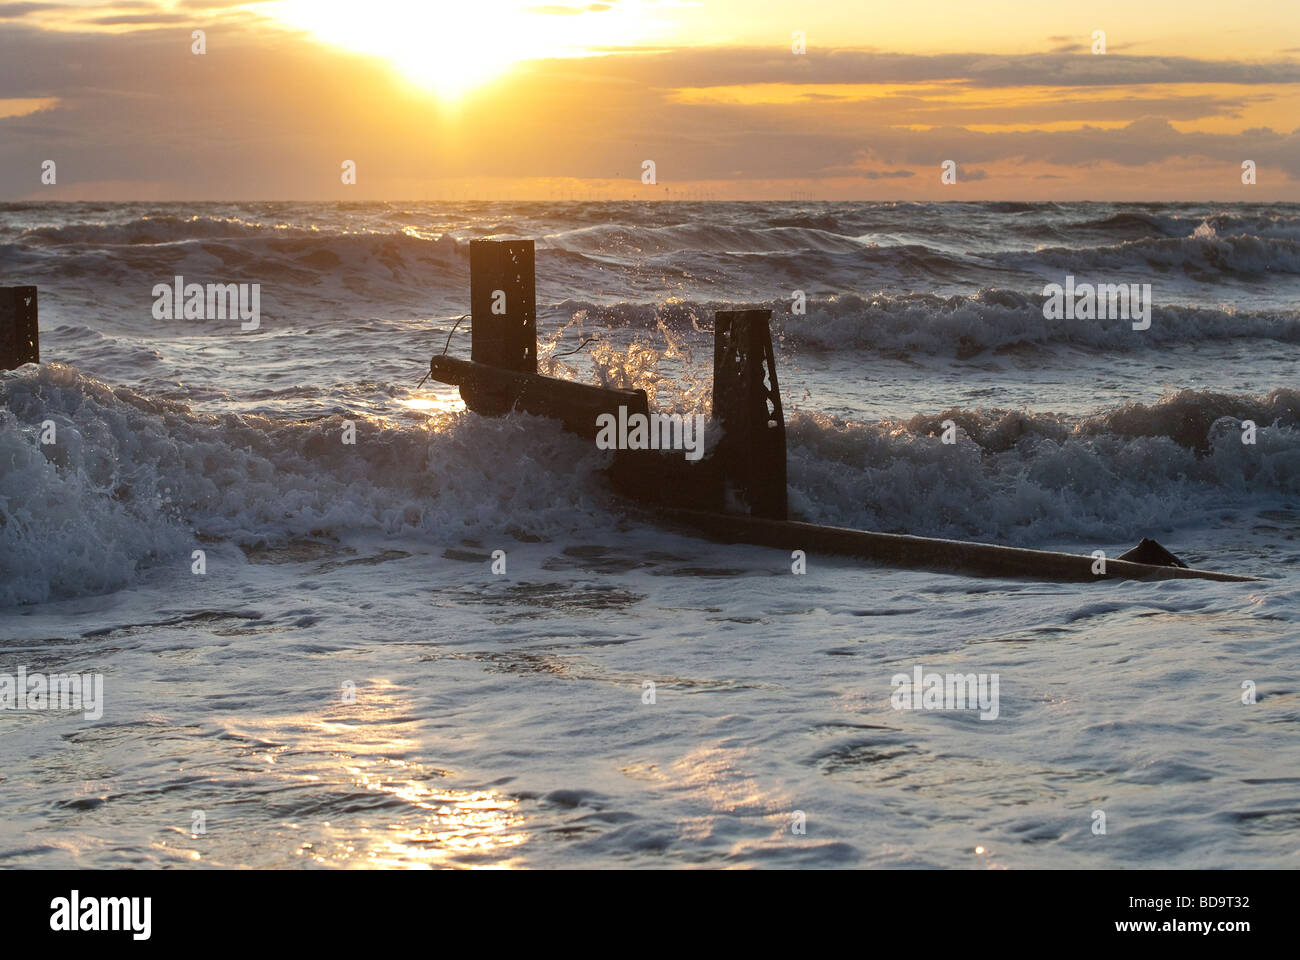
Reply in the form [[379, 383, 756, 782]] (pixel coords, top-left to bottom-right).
[[657, 508, 1259, 583], [429, 354, 647, 439]]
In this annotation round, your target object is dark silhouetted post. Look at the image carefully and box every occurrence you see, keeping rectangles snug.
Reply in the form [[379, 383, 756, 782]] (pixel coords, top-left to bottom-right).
[[713, 309, 787, 519], [1, 286, 39, 370], [469, 240, 536, 373]]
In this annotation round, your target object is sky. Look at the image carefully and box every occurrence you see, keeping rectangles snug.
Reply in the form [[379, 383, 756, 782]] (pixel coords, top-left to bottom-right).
[[1, 0, 1299, 200]]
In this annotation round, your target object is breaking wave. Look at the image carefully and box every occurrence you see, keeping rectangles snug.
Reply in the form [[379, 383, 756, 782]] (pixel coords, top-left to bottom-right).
[[554, 290, 1300, 355], [997, 229, 1300, 277], [3, 364, 1295, 606]]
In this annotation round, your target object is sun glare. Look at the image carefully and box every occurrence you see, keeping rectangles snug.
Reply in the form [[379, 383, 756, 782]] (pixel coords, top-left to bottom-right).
[[271, 0, 656, 100]]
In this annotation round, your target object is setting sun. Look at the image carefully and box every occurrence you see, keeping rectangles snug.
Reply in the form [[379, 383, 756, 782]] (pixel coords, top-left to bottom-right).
[[272, 0, 659, 99]]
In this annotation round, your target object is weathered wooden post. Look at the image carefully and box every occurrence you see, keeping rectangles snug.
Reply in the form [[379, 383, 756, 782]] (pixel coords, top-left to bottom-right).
[[712, 309, 787, 520], [458, 240, 536, 416], [0, 285, 39, 370], [469, 239, 536, 372]]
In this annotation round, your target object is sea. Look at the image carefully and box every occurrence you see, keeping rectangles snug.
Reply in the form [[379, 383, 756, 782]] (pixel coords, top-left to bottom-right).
[[0, 200, 1296, 868]]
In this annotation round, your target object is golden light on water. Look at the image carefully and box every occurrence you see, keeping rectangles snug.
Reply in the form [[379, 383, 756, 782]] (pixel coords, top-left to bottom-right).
[[398, 394, 460, 414], [230, 682, 528, 868], [349, 760, 527, 869]]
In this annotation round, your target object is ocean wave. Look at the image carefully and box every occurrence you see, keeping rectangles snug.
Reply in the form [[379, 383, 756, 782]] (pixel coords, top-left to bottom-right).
[[1070, 211, 1300, 241], [779, 289, 1300, 352], [553, 291, 1300, 354], [539, 221, 872, 256], [1066, 212, 1300, 243], [542, 228, 1300, 285], [0, 226, 468, 312], [9, 215, 465, 279], [10, 206, 1300, 309], [19, 215, 331, 245], [2, 365, 1295, 605], [1192, 213, 1300, 241], [1000, 230, 1300, 277], [1070, 211, 1188, 238], [0, 364, 609, 606], [788, 389, 1299, 542]]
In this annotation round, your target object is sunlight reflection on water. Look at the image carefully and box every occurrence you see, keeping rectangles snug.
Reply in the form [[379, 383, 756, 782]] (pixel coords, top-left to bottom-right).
[[229, 682, 529, 869]]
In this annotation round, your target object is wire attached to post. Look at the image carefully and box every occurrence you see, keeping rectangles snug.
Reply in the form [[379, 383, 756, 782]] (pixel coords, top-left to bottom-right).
[[415, 314, 471, 390], [441, 315, 470, 357], [550, 336, 599, 359]]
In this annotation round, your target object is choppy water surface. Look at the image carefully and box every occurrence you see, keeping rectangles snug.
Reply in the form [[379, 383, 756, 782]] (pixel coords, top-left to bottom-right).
[[1, 201, 1296, 867]]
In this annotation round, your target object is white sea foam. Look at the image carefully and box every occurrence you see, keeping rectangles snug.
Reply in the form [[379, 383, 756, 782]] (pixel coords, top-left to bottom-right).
[[1, 200, 1296, 870], [3, 363, 1294, 606]]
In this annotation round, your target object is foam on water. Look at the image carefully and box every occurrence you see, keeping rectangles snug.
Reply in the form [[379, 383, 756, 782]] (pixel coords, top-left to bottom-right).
[[3, 362, 1295, 607], [541, 292, 1300, 358], [1, 201, 1296, 869], [0, 364, 614, 606]]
